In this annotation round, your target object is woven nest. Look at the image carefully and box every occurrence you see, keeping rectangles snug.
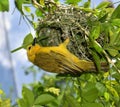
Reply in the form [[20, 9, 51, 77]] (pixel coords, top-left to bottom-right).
[[36, 5, 103, 61]]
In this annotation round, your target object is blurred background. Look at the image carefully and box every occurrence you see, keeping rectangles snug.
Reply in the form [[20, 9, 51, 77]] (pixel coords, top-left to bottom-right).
[[0, 0, 39, 101], [0, 0, 119, 103]]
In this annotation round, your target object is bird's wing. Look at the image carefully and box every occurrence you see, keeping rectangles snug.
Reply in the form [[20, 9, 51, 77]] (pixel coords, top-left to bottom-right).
[[50, 50, 84, 74], [35, 51, 66, 73]]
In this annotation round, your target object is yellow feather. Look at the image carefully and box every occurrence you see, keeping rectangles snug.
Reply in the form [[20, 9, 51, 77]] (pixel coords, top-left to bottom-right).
[[27, 38, 108, 74]]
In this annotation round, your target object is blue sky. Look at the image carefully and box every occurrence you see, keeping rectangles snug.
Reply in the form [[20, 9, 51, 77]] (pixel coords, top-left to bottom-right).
[[0, 0, 119, 99]]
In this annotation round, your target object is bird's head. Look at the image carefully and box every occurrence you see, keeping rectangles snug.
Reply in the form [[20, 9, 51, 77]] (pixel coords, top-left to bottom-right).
[[27, 38, 40, 62]]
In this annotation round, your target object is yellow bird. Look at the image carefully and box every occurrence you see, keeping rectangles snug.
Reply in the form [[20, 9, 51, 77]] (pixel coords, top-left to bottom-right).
[[27, 38, 108, 74]]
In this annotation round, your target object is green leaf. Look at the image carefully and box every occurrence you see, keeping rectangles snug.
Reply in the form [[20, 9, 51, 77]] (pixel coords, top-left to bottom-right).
[[107, 29, 120, 49], [35, 9, 43, 17], [17, 98, 27, 107], [115, 60, 120, 70], [96, 1, 111, 9], [62, 94, 81, 107], [33, 105, 42, 107], [40, 0, 45, 6], [15, 0, 25, 14], [24, 6, 31, 12], [84, 0, 91, 8], [82, 83, 98, 102], [22, 86, 34, 107], [96, 82, 107, 96], [0, 0, 9, 11], [82, 88, 98, 102], [108, 29, 116, 45], [89, 37, 104, 56], [110, 19, 120, 27], [90, 23, 101, 40], [65, 0, 82, 5], [99, 13, 108, 22], [111, 4, 120, 19], [22, 33, 33, 49], [82, 102, 103, 107], [106, 48, 118, 57], [104, 92, 110, 102], [112, 72, 120, 80], [24, 0, 31, 4], [106, 85, 119, 102], [34, 94, 55, 105], [91, 50, 101, 72]]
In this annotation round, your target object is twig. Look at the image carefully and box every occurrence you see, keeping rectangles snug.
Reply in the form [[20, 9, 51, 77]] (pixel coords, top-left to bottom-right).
[[32, 0, 47, 15], [103, 50, 120, 74], [45, 0, 59, 7]]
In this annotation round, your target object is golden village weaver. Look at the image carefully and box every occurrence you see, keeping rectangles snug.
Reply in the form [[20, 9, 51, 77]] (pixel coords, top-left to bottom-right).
[[27, 38, 109, 74]]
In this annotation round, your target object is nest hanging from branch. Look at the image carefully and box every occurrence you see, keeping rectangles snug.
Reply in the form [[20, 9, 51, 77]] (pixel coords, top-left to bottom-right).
[[36, 4, 103, 61]]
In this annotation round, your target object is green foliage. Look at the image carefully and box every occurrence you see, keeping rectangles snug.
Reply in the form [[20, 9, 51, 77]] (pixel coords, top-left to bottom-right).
[[81, 83, 98, 102], [17, 86, 34, 107], [15, 0, 31, 14], [16, 70, 120, 107], [96, 1, 111, 9], [83, 0, 91, 8], [82, 103, 103, 107], [65, 0, 82, 6], [17, 82, 59, 107], [62, 93, 81, 107], [0, 0, 9, 11], [90, 22, 101, 40], [22, 33, 33, 49], [111, 4, 120, 19], [34, 94, 55, 105], [15, 0, 24, 14]]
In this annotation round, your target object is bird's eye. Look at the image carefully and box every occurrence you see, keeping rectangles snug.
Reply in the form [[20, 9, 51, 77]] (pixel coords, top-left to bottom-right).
[[28, 46, 32, 50]]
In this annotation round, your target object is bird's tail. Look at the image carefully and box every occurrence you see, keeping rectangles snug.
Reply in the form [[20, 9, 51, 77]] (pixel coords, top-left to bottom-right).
[[76, 60, 109, 72], [88, 61, 109, 72], [100, 62, 109, 71], [58, 61, 109, 76]]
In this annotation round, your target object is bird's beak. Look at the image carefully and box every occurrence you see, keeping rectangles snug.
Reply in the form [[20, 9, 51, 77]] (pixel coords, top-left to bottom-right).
[[32, 37, 37, 46]]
